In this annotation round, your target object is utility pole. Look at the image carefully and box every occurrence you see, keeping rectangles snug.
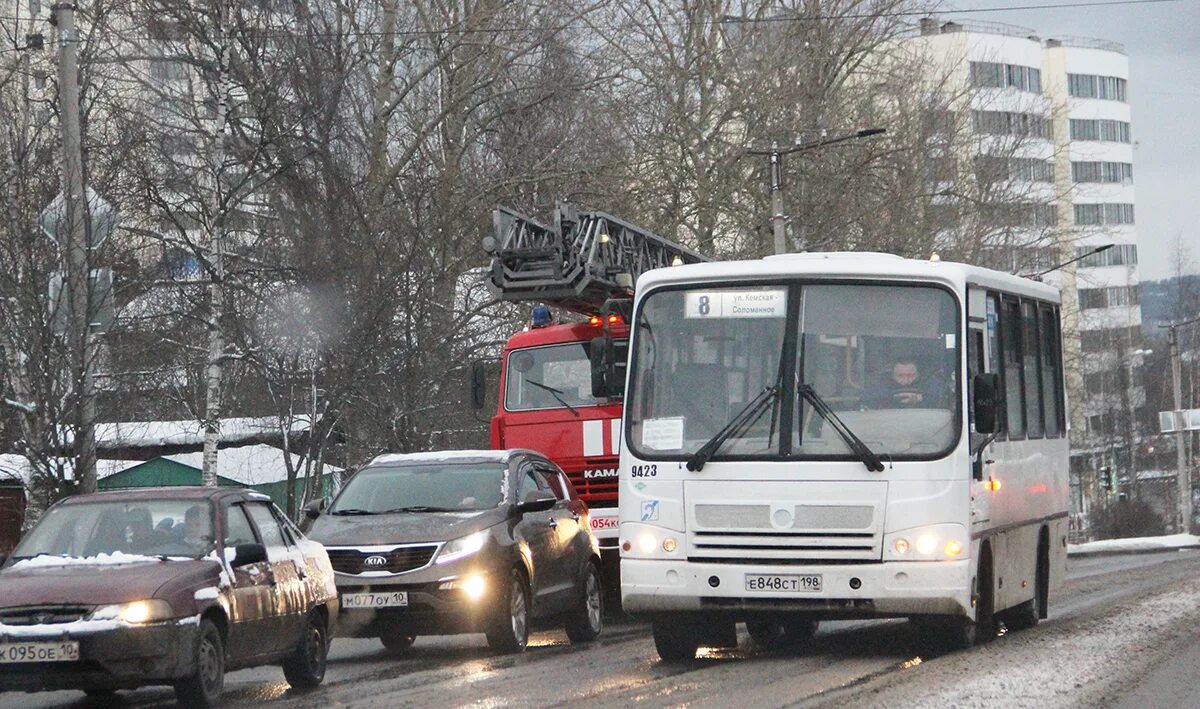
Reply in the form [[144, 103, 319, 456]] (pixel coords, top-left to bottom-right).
[[747, 128, 885, 255], [1160, 315, 1200, 533], [53, 2, 97, 494], [201, 0, 231, 486]]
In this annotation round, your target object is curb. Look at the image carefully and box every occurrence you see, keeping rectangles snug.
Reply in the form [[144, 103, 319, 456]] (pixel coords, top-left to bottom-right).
[[1067, 544, 1200, 559]]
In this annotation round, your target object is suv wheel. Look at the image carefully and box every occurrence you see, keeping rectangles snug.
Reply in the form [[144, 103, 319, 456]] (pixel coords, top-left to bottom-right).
[[174, 618, 225, 708], [282, 610, 328, 690], [565, 563, 603, 643], [486, 569, 530, 654]]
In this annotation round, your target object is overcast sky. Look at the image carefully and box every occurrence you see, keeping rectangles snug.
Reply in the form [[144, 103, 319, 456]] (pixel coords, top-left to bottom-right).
[[943, 0, 1200, 281]]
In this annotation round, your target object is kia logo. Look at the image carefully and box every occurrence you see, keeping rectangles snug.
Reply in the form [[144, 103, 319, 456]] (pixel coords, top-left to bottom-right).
[[363, 555, 388, 568]]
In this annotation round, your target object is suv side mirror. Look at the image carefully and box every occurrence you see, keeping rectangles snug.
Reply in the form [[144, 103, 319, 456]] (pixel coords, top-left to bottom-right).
[[973, 373, 1001, 434], [470, 361, 488, 411], [302, 498, 326, 521], [517, 490, 556, 514], [231, 543, 268, 568]]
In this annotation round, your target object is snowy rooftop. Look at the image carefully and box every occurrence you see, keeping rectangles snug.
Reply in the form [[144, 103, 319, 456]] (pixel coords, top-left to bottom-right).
[[74, 416, 312, 449], [158, 444, 342, 486]]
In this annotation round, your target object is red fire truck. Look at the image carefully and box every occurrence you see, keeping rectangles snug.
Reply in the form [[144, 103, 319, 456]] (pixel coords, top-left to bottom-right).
[[479, 204, 708, 580]]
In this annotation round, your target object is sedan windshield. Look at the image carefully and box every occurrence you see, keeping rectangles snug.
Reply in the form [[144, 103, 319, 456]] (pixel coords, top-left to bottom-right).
[[627, 283, 959, 461], [12, 499, 216, 561], [330, 464, 506, 514]]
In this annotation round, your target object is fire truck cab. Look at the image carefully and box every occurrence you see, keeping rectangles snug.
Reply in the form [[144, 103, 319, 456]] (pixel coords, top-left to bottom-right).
[[490, 318, 628, 573]]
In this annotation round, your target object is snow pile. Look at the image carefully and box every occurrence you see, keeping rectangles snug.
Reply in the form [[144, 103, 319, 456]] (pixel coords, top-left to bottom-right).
[[9, 551, 169, 570], [0, 618, 123, 638], [1068, 533, 1200, 556]]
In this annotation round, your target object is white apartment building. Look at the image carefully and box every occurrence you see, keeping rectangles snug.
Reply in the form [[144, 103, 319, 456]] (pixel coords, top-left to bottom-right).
[[908, 19, 1145, 520]]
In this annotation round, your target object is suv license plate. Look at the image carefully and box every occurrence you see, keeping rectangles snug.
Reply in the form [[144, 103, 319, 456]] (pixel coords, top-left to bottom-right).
[[745, 573, 822, 593], [342, 591, 409, 609], [0, 641, 80, 664]]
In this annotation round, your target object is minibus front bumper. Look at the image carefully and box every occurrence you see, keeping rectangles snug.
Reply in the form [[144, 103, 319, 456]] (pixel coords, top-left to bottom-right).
[[621, 558, 973, 619]]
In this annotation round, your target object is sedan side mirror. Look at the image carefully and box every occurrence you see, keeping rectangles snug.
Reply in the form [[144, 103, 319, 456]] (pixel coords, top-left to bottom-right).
[[517, 490, 557, 514], [231, 543, 268, 568], [972, 373, 1002, 434]]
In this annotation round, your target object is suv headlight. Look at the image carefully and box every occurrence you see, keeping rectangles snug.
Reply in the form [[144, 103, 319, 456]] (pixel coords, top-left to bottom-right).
[[92, 599, 175, 624], [436, 530, 489, 565]]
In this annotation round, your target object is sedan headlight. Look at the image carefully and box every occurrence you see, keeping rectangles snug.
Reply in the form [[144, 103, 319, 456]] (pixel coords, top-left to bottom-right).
[[91, 599, 175, 624], [436, 530, 489, 565]]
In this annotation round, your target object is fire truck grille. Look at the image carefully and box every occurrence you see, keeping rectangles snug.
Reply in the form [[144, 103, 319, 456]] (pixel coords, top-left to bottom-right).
[[566, 474, 618, 504]]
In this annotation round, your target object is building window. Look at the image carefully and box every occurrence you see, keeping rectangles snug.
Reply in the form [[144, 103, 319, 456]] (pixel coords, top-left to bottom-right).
[[1073, 204, 1135, 227], [1071, 161, 1133, 184], [150, 59, 189, 82], [1067, 73, 1127, 101], [1078, 285, 1139, 310], [1073, 243, 1137, 267], [1069, 118, 1131, 143], [972, 110, 1051, 139], [974, 156, 1053, 183], [971, 61, 1041, 92]]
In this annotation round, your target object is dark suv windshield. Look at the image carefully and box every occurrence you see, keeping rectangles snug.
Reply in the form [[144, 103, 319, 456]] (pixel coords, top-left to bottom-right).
[[331, 464, 506, 514], [12, 499, 216, 561]]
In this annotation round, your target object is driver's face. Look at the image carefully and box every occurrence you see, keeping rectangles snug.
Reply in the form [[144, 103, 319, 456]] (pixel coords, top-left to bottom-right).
[[893, 363, 919, 386]]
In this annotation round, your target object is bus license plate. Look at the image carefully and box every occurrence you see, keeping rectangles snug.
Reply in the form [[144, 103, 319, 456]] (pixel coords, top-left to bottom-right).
[[342, 591, 408, 609], [745, 573, 822, 593], [0, 641, 80, 664]]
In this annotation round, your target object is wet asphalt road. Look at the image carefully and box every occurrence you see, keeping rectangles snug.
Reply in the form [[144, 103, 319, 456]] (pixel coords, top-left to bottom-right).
[[4, 549, 1199, 708]]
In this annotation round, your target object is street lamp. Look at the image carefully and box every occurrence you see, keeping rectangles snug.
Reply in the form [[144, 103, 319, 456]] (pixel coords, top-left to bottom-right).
[[746, 128, 886, 255], [1158, 314, 1200, 533]]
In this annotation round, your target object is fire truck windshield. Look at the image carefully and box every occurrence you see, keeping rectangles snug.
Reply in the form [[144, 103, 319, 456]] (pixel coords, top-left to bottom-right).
[[505, 343, 606, 412]]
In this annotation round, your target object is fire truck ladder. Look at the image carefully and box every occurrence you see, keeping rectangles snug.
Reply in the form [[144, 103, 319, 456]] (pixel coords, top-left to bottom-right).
[[483, 203, 709, 315]]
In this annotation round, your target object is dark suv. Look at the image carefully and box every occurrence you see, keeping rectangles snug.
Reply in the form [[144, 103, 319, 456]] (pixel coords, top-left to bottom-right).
[[305, 450, 603, 653], [0, 488, 338, 707]]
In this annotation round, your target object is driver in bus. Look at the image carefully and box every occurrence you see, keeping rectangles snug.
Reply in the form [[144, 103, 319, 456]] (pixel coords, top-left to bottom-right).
[[866, 357, 944, 409]]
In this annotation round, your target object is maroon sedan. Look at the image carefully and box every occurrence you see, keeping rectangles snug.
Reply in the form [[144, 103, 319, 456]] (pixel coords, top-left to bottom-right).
[[0, 487, 338, 707]]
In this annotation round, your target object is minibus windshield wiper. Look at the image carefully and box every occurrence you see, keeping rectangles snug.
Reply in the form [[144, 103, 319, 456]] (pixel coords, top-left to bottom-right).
[[798, 384, 885, 472], [526, 379, 580, 417], [686, 384, 780, 472]]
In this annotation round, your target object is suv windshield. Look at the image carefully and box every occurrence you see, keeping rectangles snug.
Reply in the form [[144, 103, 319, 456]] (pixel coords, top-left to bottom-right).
[[330, 464, 507, 514], [12, 499, 216, 561], [627, 283, 959, 461], [504, 341, 626, 412]]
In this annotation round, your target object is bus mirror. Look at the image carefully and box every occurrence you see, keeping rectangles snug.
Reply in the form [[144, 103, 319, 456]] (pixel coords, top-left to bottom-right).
[[973, 373, 1001, 434], [470, 362, 487, 410], [590, 336, 624, 398]]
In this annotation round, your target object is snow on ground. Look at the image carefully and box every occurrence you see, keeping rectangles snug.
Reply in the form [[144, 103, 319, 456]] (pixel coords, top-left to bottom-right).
[[832, 574, 1200, 709], [1068, 533, 1200, 556]]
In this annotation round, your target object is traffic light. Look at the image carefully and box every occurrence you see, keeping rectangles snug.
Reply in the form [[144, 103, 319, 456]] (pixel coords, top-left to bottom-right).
[[1099, 466, 1113, 493]]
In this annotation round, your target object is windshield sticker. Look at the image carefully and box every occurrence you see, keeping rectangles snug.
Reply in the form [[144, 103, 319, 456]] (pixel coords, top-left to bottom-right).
[[642, 417, 685, 450], [685, 290, 786, 319], [945, 333, 956, 349]]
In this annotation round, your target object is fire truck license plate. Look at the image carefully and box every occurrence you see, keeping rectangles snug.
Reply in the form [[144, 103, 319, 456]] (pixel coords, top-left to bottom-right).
[[342, 591, 409, 608], [0, 641, 80, 663], [745, 574, 822, 593]]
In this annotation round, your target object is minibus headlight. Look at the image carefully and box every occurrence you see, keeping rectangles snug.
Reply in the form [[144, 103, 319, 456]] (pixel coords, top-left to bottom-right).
[[637, 533, 658, 555], [915, 535, 938, 555]]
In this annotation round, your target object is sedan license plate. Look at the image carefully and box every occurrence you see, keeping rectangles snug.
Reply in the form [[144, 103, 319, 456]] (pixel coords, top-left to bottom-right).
[[342, 591, 408, 609], [0, 641, 80, 664], [745, 573, 822, 593]]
